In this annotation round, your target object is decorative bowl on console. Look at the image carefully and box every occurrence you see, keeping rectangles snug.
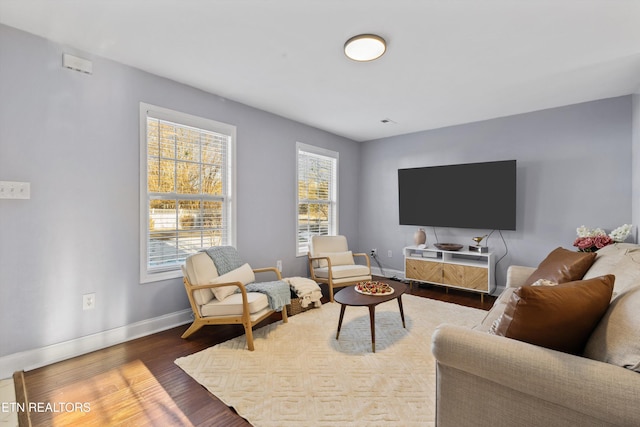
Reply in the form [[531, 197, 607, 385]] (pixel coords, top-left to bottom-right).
[[434, 243, 463, 251]]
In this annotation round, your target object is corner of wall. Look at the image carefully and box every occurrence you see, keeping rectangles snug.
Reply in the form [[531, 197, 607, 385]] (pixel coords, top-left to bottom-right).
[[632, 94, 640, 241]]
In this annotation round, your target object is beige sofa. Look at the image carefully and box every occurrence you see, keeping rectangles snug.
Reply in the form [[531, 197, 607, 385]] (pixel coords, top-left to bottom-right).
[[432, 243, 640, 427]]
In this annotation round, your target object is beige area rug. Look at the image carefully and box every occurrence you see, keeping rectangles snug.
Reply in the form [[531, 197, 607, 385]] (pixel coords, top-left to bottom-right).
[[0, 377, 18, 426], [175, 294, 486, 427]]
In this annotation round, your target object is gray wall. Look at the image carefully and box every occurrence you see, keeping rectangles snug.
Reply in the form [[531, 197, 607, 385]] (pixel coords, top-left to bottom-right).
[[0, 24, 360, 357], [632, 94, 640, 238], [359, 97, 633, 289]]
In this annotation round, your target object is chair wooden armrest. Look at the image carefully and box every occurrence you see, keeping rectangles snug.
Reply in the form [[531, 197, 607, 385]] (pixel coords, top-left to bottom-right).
[[352, 252, 371, 269], [252, 267, 283, 280], [307, 255, 333, 280]]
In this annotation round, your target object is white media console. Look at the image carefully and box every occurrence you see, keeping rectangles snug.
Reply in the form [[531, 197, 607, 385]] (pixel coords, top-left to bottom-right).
[[403, 245, 495, 302]]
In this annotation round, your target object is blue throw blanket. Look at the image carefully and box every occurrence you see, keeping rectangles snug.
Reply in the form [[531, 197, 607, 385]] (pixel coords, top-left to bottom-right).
[[244, 280, 291, 312], [203, 246, 290, 312], [204, 246, 244, 275]]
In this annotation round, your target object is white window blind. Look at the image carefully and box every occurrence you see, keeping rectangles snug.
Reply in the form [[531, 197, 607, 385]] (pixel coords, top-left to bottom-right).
[[296, 143, 338, 256], [140, 103, 236, 283]]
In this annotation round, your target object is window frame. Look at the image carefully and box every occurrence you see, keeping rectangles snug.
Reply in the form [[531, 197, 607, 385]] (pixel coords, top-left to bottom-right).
[[295, 142, 339, 257], [139, 103, 236, 283]]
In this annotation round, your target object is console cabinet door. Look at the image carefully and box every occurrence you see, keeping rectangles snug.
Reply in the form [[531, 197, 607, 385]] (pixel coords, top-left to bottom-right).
[[443, 264, 488, 291], [406, 259, 443, 283]]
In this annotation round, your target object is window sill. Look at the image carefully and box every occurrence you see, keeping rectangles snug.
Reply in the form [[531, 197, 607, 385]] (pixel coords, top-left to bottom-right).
[[140, 268, 183, 284]]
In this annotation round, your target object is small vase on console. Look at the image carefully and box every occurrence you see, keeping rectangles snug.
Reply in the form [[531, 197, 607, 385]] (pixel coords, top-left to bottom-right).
[[413, 228, 427, 246]]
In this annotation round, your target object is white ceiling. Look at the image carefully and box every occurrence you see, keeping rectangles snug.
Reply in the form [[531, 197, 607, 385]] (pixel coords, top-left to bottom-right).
[[2, 0, 640, 142]]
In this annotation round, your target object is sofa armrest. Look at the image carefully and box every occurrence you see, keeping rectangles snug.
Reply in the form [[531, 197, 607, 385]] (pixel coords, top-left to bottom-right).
[[505, 265, 535, 288], [432, 324, 640, 426]]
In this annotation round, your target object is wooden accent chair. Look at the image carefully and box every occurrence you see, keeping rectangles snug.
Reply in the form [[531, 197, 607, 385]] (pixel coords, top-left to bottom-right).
[[181, 250, 287, 350], [307, 235, 372, 302]]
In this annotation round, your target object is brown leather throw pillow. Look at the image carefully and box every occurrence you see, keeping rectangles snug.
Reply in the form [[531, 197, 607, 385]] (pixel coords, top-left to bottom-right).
[[494, 275, 614, 355], [523, 247, 597, 286]]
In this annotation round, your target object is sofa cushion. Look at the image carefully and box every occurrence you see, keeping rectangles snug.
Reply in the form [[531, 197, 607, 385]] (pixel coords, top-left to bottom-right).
[[474, 287, 515, 332], [530, 279, 558, 287], [583, 287, 640, 372], [482, 280, 557, 333], [583, 243, 640, 298], [582, 243, 631, 279], [317, 251, 355, 268], [210, 263, 255, 301], [184, 252, 219, 305], [523, 247, 596, 286], [493, 275, 614, 355]]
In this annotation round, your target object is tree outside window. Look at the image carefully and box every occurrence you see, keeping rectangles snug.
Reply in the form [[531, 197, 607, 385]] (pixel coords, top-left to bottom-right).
[[140, 104, 235, 282], [296, 143, 338, 256]]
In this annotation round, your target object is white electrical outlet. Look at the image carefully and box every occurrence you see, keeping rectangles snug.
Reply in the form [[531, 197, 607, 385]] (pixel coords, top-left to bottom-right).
[[388, 250, 392, 257], [83, 293, 96, 310], [276, 260, 282, 272], [0, 181, 30, 199], [371, 248, 377, 256]]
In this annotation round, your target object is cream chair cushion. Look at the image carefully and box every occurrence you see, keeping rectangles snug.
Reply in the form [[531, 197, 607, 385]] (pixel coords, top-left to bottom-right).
[[316, 251, 355, 268], [583, 286, 640, 372], [184, 252, 219, 305], [326, 275, 373, 285], [210, 263, 256, 301], [313, 264, 371, 280], [200, 292, 270, 317], [311, 235, 349, 254], [311, 235, 352, 268]]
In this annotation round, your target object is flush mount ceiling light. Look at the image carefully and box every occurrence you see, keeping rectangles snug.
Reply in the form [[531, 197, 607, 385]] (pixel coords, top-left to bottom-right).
[[344, 34, 386, 62]]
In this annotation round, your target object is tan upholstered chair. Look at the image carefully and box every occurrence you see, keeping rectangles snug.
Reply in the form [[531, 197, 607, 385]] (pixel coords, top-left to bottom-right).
[[181, 251, 288, 350], [308, 235, 372, 302]]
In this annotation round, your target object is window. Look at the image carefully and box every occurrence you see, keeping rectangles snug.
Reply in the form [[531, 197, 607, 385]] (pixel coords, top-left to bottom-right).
[[296, 142, 338, 256], [140, 103, 236, 283]]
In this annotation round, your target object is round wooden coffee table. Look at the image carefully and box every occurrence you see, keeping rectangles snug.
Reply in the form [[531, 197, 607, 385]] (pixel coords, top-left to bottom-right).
[[334, 281, 408, 353]]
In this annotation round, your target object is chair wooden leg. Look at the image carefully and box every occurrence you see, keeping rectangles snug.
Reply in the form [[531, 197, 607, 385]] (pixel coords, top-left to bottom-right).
[[244, 323, 255, 351], [181, 321, 204, 339], [329, 284, 335, 302], [281, 307, 288, 323]]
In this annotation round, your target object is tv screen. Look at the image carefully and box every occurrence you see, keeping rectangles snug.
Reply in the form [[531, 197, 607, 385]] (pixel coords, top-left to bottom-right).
[[398, 160, 516, 230]]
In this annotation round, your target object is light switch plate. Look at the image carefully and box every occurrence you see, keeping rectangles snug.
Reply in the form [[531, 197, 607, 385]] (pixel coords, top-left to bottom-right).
[[0, 181, 30, 199]]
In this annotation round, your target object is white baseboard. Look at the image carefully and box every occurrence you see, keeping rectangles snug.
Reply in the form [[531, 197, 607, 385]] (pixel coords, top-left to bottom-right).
[[0, 309, 193, 379]]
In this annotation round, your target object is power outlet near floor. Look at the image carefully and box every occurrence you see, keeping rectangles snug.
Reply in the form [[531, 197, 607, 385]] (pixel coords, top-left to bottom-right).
[[370, 248, 377, 257], [83, 293, 96, 310], [276, 260, 282, 272]]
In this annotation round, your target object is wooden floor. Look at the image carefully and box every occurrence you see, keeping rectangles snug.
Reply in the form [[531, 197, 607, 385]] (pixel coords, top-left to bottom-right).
[[16, 278, 495, 427]]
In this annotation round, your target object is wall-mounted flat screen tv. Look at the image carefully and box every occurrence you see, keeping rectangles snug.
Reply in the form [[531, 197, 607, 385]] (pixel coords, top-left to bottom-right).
[[398, 160, 516, 230]]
